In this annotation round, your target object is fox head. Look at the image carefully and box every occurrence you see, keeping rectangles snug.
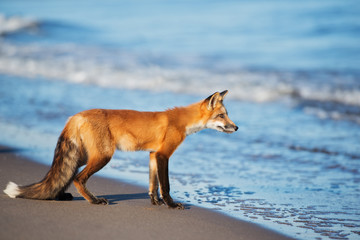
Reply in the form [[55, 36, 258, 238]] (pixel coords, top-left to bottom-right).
[[202, 90, 238, 133]]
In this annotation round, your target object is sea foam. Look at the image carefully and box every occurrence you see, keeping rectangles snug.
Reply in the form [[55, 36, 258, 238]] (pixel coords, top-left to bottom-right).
[[0, 42, 359, 109], [0, 14, 38, 36]]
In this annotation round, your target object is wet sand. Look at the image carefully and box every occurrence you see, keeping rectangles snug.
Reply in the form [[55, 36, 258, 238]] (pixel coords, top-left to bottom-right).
[[0, 146, 293, 240]]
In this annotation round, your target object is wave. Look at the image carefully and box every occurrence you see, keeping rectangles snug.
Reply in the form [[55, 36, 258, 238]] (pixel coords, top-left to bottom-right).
[[0, 14, 39, 36], [0, 41, 360, 123]]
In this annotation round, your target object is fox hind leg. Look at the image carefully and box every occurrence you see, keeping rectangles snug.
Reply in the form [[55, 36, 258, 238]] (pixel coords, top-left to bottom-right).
[[73, 156, 112, 205]]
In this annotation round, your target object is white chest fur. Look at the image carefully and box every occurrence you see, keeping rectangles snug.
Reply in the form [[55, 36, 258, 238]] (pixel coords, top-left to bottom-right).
[[186, 122, 205, 136]]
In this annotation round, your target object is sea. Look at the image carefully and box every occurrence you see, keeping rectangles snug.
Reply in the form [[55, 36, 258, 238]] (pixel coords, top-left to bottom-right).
[[0, 1, 359, 239]]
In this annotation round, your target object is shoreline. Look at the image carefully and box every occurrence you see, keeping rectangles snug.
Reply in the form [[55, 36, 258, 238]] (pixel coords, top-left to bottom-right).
[[0, 145, 293, 240]]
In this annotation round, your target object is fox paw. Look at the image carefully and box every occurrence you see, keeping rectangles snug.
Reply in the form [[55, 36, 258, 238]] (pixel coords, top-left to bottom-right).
[[151, 197, 164, 206], [92, 197, 108, 205], [57, 192, 73, 201], [150, 193, 164, 206], [166, 201, 185, 210]]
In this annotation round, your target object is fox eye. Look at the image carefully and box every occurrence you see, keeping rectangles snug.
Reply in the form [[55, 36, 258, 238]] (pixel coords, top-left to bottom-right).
[[218, 114, 225, 118]]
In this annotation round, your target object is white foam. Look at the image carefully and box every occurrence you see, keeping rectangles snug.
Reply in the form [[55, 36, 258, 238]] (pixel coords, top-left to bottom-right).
[[3, 182, 20, 198], [0, 42, 359, 107], [0, 14, 38, 36]]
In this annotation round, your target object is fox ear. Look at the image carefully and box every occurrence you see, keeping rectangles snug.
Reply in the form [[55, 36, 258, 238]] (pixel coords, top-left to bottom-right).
[[219, 90, 228, 100], [205, 92, 220, 110]]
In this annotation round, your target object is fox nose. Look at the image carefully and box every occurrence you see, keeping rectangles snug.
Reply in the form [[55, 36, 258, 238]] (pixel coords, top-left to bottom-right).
[[234, 125, 238, 131]]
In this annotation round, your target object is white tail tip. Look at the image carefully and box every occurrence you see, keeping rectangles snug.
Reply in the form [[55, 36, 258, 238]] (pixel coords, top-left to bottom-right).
[[3, 181, 20, 198]]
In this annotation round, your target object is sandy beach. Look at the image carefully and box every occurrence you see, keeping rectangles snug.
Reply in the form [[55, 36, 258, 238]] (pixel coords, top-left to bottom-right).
[[1, 1, 359, 239], [0, 145, 293, 240]]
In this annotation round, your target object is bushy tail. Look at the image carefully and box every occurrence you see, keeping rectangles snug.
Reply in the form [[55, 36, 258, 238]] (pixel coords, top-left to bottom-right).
[[3, 131, 83, 200]]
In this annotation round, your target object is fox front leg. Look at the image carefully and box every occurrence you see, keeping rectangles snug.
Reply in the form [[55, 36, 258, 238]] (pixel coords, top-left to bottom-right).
[[155, 152, 184, 210], [149, 152, 164, 205]]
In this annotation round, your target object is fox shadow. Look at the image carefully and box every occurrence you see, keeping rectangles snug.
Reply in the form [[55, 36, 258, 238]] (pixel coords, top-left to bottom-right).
[[72, 193, 191, 208], [72, 192, 149, 205]]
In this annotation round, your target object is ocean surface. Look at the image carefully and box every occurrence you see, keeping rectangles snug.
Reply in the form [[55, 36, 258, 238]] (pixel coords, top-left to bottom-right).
[[1, 1, 360, 239]]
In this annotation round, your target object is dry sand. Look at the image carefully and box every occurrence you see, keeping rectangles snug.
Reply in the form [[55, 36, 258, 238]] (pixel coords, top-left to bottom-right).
[[0, 145, 293, 240]]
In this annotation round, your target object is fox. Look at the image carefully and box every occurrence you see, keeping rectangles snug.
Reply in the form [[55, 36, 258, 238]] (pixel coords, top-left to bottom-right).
[[4, 90, 238, 209]]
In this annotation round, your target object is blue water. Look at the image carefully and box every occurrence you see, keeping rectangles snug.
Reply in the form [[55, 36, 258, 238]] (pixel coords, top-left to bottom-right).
[[1, 1, 360, 239]]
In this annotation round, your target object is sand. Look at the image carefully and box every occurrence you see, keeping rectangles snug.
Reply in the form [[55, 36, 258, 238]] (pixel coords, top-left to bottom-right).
[[0, 145, 293, 240]]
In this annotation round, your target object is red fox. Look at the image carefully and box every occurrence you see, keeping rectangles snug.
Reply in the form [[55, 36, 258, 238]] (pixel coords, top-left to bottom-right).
[[4, 90, 237, 209]]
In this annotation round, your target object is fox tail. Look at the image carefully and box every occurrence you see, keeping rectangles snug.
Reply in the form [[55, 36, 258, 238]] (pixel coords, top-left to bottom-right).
[[3, 130, 83, 200]]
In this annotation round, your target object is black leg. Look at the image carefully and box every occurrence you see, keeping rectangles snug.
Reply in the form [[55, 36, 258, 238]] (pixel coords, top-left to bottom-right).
[[156, 153, 184, 210]]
